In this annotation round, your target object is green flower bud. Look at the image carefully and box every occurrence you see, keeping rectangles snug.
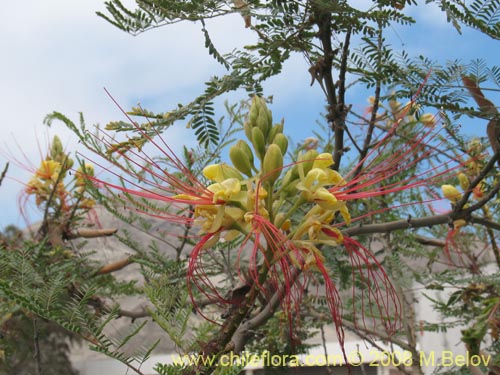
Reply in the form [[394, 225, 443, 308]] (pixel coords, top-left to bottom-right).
[[251, 127, 266, 161], [239, 140, 255, 167], [249, 97, 260, 126], [257, 107, 270, 139], [230, 142, 253, 177], [273, 133, 288, 155], [266, 109, 273, 129], [50, 136, 63, 159], [244, 121, 253, 142], [268, 122, 284, 143], [457, 172, 470, 191], [262, 144, 283, 185], [65, 158, 74, 170], [300, 149, 319, 176]]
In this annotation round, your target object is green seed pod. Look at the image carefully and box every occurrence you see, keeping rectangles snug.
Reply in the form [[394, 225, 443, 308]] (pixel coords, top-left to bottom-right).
[[230, 143, 253, 177], [251, 127, 266, 161], [262, 144, 283, 185], [273, 133, 288, 155]]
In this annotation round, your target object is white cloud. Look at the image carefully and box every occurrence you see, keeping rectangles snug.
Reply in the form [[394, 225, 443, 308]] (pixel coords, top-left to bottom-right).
[[0, 0, 254, 228]]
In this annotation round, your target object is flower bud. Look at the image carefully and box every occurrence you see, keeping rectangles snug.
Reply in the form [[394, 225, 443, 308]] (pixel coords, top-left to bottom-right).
[[467, 138, 482, 155], [266, 108, 272, 129], [50, 136, 63, 159], [441, 184, 461, 203], [257, 107, 270, 138], [230, 142, 253, 177], [262, 144, 283, 185], [420, 113, 435, 127], [457, 173, 469, 191], [249, 96, 260, 126], [268, 122, 283, 143], [251, 127, 266, 160], [238, 139, 254, 166], [299, 149, 319, 176], [64, 158, 74, 171], [273, 133, 288, 155], [244, 121, 253, 142]]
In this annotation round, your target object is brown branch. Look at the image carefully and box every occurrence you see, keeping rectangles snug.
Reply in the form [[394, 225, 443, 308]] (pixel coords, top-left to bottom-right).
[[345, 150, 500, 237], [353, 20, 382, 179], [0, 162, 8, 187], [415, 235, 446, 247], [344, 214, 451, 237], [471, 216, 500, 232], [332, 29, 351, 170], [67, 227, 117, 239], [231, 267, 300, 352]]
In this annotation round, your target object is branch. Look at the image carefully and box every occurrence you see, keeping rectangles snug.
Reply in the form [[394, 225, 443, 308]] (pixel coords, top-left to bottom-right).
[[332, 29, 352, 170], [471, 216, 500, 232], [353, 20, 382, 179], [231, 267, 300, 352], [0, 162, 8, 187], [415, 235, 445, 247], [345, 150, 500, 237], [344, 214, 451, 236]]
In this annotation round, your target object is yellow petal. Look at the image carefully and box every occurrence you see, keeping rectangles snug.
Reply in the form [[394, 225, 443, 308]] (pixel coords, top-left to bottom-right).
[[312, 153, 334, 169]]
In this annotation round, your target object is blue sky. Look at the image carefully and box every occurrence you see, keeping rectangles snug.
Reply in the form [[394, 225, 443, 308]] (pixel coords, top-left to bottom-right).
[[1, 0, 499, 229]]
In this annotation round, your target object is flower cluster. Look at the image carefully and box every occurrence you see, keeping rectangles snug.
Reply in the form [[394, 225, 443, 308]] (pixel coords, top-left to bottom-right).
[[89, 94, 463, 358], [440, 138, 491, 263], [24, 135, 96, 216]]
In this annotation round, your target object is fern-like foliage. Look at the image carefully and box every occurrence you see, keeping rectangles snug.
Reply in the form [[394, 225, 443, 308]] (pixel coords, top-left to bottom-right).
[[435, 0, 500, 39], [0, 240, 159, 375], [144, 274, 192, 350]]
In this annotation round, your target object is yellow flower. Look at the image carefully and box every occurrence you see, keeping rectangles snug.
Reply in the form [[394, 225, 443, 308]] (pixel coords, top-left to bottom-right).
[[194, 205, 225, 233], [289, 241, 336, 271], [75, 163, 94, 187], [35, 160, 61, 181], [207, 178, 242, 203]]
